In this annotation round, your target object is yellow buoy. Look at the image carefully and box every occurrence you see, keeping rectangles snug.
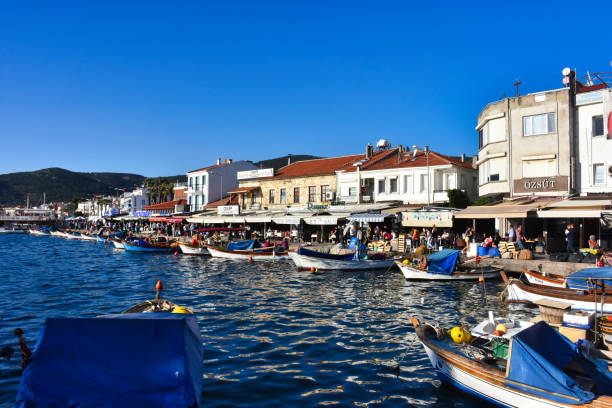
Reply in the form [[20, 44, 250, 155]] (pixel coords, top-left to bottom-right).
[[402, 259, 409, 264], [495, 323, 507, 334], [449, 326, 472, 344], [172, 306, 193, 314]]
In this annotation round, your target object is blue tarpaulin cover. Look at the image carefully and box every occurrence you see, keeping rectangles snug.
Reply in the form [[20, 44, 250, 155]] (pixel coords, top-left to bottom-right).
[[426, 249, 459, 275], [227, 239, 257, 251], [16, 313, 203, 408], [505, 321, 612, 404], [298, 246, 356, 260], [566, 266, 612, 290]]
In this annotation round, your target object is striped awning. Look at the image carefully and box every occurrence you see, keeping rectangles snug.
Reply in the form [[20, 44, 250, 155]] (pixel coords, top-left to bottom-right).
[[346, 213, 392, 223]]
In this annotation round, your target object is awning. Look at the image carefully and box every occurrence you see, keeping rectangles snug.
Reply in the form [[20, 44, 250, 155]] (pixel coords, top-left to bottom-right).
[[223, 216, 246, 223], [148, 217, 186, 223], [346, 213, 393, 223], [303, 215, 344, 225], [244, 216, 272, 223], [537, 209, 602, 218], [454, 203, 544, 219], [228, 186, 260, 194], [401, 210, 454, 227], [187, 217, 226, 224], [272, 216, 302, 225], [536, 199, 610, 219]]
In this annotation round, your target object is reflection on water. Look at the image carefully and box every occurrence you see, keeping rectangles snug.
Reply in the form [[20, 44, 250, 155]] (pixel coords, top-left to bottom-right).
[[0, 235, 536, 407]]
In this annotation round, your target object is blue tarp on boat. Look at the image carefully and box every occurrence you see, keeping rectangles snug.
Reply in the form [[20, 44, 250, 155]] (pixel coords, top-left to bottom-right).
[[566, 266, 612, 290], [505, 321, 612, 404], [227, 239, 257, 251], [426, 249, 459, 275], [16, 313, 203, 408], [297, 246, 356, 260]]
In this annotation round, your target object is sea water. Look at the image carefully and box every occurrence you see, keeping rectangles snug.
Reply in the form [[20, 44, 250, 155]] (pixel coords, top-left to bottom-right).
[[0, 234, 534, 407]]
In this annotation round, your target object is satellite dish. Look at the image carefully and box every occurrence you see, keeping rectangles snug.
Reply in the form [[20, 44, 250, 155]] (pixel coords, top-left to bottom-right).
[[562, 67, 571, 76]]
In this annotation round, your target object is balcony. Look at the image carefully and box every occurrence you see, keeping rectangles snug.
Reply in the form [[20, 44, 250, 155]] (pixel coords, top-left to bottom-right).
[[187, 185, 205, 193]]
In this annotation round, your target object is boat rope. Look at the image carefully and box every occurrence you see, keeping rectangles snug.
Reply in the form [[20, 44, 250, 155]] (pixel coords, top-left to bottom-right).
[[499, 285, 509, 304]]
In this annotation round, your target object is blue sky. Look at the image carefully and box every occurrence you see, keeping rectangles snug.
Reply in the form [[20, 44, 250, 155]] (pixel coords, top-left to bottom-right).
[[0, 1, 610, 177]]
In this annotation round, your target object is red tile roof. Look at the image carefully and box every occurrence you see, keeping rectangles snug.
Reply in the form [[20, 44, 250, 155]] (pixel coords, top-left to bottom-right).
[[187, 163, 228, 174], [228, 186, 259, 194], [143, 199, 187, 210], [205, 195, 239, 208], [337, 148, 475, 172], [268, 154, 366, 179]]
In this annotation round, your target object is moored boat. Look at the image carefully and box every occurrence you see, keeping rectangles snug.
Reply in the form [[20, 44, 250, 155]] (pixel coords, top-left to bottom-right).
[[395, 249, 501, 280], [205, 239, 287, 260], [0, 227, 24, 234], [15, 282, 203, 407], [179, 242, 210, 256], [288, 246, 396, 271], [411, 316, 612, 407], [122, 239, 176, 252], [27, 229, 50, 236], [523, 267, 567, 288], [110, 238, 125, 249], [503, 268, 612, 313]]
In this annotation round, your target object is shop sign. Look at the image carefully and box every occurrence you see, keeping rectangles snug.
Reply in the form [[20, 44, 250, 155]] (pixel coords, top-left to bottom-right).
[[513, 176, 568, 194], [237, 168, 274, 180], [132, 211, 152, 217], [401, 211, 453, 228], [575, 91, 603, 106], [218, 205, 240, 215], [307, 201, 346, 211]]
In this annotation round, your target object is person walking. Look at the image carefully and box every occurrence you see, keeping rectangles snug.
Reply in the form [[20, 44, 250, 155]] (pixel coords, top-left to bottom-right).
[[567, 223, 577, 253], [508, 225, 515, 242]]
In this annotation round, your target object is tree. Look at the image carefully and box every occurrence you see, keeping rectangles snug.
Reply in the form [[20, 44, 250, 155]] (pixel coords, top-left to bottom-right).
[[472, 196, 493, 206], [446, 189, 470, 209]]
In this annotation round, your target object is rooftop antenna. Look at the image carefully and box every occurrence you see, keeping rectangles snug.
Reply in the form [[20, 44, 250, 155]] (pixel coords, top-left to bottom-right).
[[513, 78, 521, 97]]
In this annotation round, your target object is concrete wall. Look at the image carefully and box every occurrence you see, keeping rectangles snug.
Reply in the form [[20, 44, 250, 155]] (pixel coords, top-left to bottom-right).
[[477, 101, 510, 197]]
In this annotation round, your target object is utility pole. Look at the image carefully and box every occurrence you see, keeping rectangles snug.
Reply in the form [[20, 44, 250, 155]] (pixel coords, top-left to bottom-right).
[[425, 146, 430, 207], [513, 78, 521, 97]]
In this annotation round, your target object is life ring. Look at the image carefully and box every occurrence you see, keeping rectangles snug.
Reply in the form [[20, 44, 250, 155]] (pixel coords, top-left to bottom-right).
[[420, 255, 428, 269]]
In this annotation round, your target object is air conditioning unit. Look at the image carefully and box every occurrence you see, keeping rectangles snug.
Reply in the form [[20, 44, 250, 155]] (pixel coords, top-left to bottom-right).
[[325, 191, 336, 200]]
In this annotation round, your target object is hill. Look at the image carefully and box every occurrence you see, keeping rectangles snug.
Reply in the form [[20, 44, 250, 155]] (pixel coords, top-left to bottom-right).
[[0, 168, 146, 206], [254, 154, 321, 171]]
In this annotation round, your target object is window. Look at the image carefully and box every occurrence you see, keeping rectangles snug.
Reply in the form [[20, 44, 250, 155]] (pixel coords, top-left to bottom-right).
[[202, 174, 207, 185], [308, 186, 316, 202], [480, 157, 507, 184], [404, 175, 413, 194], [188, 196, 192, 205], [390, 178, 398, 193], [461, 174, 465, 189], [348, 187, 357, 196], [201, 194, 205, 205], [378, 179, 386, 193], [593, 115, 604, 137], [523, 113, 556, 136], [445, 173, 456, 190], [189, 177, 193, 187], [269, 189, 275, 204], [280, 188, 286, 204], [523, 159, 555, 178], [420, 174, 428, 193], [321, 185, 328, 201], [594, 164, 605, 185], [489, 174, 500, 182], [478, 123, 488, 148], [293, 187, 300, 203]]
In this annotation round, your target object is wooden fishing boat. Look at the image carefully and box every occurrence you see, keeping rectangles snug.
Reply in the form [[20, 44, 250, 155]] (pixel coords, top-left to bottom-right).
[[502, 269, 612, 313], [122, 240, 175, 253], [288, 246, 396, 271], [178, 242, 210, 256], [206, 245, 288, 260], [395, 249, 501, 280], [523, 267, 567, 288], [411, 316, 612, 407], [15, 282, 203, 407]]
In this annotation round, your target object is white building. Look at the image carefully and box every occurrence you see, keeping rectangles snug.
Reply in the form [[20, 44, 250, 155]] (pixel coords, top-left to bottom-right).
[[575, 88, 612, 195], [186, 158, 258, 212], [120, 186, 149, 215], [336, 145, 478, 205]]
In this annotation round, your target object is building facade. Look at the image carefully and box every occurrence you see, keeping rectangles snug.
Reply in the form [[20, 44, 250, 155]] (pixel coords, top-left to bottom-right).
[[120, 187, 149, 215], [186, 159, 258, 212]]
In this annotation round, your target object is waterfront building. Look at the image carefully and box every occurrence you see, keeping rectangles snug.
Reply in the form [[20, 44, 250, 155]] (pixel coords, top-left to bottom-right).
[[186, 158, 258, 212], [120, 186, 149, 215]]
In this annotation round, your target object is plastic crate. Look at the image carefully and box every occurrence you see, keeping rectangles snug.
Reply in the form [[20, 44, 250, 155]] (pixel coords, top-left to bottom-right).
[[493, 341, 508, 359]]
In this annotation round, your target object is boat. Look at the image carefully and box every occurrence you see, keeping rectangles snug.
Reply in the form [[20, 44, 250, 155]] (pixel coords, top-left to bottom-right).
[[205, 239, 288, 260], [179, 242, 210, 256], [411, 317, 612, 407], [15, 283, 203, 407], [503, 268, 612, 313], [395, 249, 502, 280], [49, 231, 63, 237], [95, 235, 107, 243], [122, 239, 176, 253], [78, 234, 98, 241], [110, 238, 125, 249], [288, 246, 396, 271], [0, 227, 24, 234], [27, 229, 50, 236], [60, 232, 82, 240], [523, 267, 567, 288]]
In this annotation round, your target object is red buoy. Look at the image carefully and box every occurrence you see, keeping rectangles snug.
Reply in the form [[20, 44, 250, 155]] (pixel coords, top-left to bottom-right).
[[156, 280, 163, 291], [248, 256, 253, 262], [478, 276, 485, 283], [174, 251, 178, 257]]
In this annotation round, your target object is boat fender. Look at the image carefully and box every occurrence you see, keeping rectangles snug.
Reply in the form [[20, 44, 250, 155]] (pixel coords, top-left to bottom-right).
[[172, 306, 193, 314], [495, 324, 507, 334], [402, 259, 409, 264], [419, 256, 428, 269], [449, 326, 472, 344]]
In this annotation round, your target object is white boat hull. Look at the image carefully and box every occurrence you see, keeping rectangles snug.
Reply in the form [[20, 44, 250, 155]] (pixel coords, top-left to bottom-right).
[[506, 281, 612, 312], [79, 235, 98, 241], [422, 344, 578, 408], [178, 244, 209, 255], [111, 240, 125, 249], [396, 262, 501, 280], [523, 270, 566, 288], [207, 246, 288, 260], [288, 252, 396, 271], [28, 230, 49, 236]]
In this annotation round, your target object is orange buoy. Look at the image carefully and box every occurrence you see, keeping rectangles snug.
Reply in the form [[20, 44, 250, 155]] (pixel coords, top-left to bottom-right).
[[478, 275, 485, 283], [174, 251, 178, 257], [156, 280, 163, 291], [248, 256, 253, 262], [310, 266, 315, 273]]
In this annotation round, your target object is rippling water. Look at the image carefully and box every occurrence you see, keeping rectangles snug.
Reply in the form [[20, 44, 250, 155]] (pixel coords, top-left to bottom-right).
[[0, 234, 536, 407]]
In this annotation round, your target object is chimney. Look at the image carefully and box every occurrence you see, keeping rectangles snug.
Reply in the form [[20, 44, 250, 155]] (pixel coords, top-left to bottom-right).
[[365, 143, 373, 159], [288, 154, 292, 166], [472, 155, 478, 167], [397, 145, 403, 162], [424, 145, 429, 155], [216, 158, 221, 165], [461, 153, 466, 162], [412, 145, 418, 157]]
